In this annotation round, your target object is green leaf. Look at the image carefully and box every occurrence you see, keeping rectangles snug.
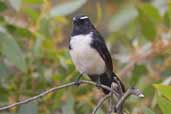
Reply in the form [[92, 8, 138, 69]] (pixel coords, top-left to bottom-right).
[[163, 11, 171, 28], [49, 0, 87, 17], [169, 3, 171, 14], [137, 4, 160, 41], [0, 29, 27, 72], [23, 8, 39, 21], [0, 16, 5, 24], [8, 0, 22, 11], [157, 96, 171, 114], [23, 0, 43, 4], [0, 1, 7, 12], [0, 62, 10, 79], [109, 5, 138, 32], [33, 37, 43, 57], [138, 10, 157, 41], [38, 17, 51, 38], [18, 102, 38, 114], [0, 85, 9, 102], [154, 84, 171, 100], [130, 64, 148, 85], [144, 107, 156, 114], [139, 4, 160, 23], [5, 24, 33, 38]]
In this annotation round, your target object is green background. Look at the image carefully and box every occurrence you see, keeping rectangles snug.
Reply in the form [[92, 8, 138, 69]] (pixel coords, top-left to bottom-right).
[[0, 0, 171, 114]]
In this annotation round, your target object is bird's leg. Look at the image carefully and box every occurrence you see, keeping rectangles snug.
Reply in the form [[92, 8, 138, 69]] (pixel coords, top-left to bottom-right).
[[96, 76, 101, 88], [74, 73, 83, 86]]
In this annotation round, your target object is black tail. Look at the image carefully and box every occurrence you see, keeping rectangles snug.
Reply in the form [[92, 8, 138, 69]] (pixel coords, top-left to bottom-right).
[[100, 72, 125, 94], [89, 72, 125, 94]]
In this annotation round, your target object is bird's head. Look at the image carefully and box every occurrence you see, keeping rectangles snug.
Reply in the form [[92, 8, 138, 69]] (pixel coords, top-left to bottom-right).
[[71, 15, 95, 35], [73, 15, 90, 25]]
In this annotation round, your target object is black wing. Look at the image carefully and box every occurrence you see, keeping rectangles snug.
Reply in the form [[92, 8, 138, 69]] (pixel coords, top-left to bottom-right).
[[90, 32, 113, 72]]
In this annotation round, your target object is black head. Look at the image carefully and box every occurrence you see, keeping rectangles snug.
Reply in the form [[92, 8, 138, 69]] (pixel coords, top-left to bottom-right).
[[71, 15, 95, 36]]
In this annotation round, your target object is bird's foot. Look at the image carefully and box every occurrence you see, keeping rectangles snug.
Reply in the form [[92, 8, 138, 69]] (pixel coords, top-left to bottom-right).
[[74, 80, 80, 86], [96, 82, 101, 89], [74, 73, 83, 86]]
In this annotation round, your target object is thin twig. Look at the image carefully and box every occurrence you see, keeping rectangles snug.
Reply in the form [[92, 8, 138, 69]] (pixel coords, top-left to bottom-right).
[[115, 87, 144, 110], [0, 80, 111, 111], [108, 94, 114, 114], [92, 93, 111, 114]]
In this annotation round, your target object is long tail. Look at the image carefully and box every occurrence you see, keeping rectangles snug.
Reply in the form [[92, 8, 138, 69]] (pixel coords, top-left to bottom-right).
[[100, 72, 125, 114], [89, 72, 125, 114], [99, 72, 125, 94]]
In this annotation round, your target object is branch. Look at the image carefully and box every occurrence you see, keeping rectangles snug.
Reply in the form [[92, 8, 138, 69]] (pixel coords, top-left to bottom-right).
[[108, 95, 113, 114], [115, 87, 144, 111], [0, 79, 144, 114], [92, 93, 111, 114], [0, 80, 111, 111]]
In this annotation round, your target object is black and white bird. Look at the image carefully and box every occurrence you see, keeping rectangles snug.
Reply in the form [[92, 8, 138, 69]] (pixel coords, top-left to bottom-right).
[[69, 15, 125, 94]]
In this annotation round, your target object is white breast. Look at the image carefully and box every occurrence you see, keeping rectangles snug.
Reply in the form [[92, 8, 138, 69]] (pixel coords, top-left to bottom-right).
[[69, 33, 106, 75]]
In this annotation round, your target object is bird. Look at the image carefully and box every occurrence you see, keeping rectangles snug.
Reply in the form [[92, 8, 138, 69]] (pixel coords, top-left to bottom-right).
[[69, 15, 125, 94]]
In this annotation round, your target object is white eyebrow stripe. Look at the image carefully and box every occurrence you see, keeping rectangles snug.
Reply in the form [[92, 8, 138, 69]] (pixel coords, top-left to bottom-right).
[[80, 16, 88, 19]]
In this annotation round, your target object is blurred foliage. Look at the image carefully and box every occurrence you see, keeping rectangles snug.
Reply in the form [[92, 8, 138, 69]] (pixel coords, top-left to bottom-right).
[[0, 0, 171, 114]]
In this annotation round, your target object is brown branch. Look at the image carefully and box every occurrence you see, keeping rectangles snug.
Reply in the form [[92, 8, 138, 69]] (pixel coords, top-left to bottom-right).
[[0, 79, 144, 114], [115, 87, 144, 111], [92, 93, 111, 114], [0, 80, 112, 111]]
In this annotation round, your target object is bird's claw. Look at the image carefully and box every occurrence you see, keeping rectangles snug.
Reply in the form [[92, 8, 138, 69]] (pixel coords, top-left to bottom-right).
[[96, 82, 101, 89], [74, 80, 80, 86]]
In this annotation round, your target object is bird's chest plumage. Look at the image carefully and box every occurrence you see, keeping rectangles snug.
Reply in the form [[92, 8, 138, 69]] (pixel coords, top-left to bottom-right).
[[69, 34, 105, 75]]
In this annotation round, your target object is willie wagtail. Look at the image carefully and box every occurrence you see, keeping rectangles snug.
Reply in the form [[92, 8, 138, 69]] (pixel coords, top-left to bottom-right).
[[69, 15, 125, 94]]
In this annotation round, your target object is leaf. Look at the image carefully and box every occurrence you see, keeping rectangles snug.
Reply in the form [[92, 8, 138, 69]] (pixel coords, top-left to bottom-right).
[[23, 0, 43, 4], [33, 37, 42, 57], [157, 96, 171, 114], [0, 85, 9, 102], [163, 11, 171, 28], [23, 8, 39, 21], [139, 4, 160, 23], [62, 94, 74, 114], [18, 102, 38, 114], [138, 9, 157, 41], [0, 62, 10, 79], [8, 0, 22, 11], [0, 29, 27, 72], [169, 3, 171, 14], [144, 107, 156, 114], [49, 0, 87, 17], [154, 84, 171, 100], [137, 4, 161, 41], [109, 5, 138, 32], [5, 24, 34, 38], [0, 16, 5, 24], [0, 1, 7, 12], [130, 64, 148, 85], [38, 17, 51, 38]]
